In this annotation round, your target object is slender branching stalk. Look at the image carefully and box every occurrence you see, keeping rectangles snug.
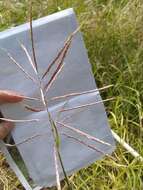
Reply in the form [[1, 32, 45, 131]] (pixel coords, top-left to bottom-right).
[[44, 63, 65, 93], [17, 95, 40, 101], [24, 105, 44, 112], [0, 48, 38, 85], [29, 1, 38, 72], [0, 118, 39, 123], [5, 133, 48, 147], [42, 39, 71, 80], [56, 121, 111, 146], [43, 27, 81, 94], [49, 84, 113, 102], [61, 133, 115, 160], [42, 26, 81, 81], [59, 97, 115, 112], [19, 42, 37, 74], [24, 86, 114, 113]]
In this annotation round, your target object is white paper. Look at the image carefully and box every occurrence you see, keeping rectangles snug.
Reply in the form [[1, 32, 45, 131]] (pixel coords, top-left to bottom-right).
[[0, 8, 115, 188]]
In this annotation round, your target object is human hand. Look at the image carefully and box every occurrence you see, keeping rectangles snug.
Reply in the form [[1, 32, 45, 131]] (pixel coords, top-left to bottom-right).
[[0, 90, 23, 140]]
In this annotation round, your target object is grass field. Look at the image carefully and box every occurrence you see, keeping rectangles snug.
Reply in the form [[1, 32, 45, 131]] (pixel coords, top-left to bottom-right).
[[0, 0, 143, 189]]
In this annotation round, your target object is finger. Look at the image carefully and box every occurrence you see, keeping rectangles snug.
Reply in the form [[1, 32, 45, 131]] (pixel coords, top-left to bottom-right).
[[0, 122, 14, 140], [0, 90, 23, 104]]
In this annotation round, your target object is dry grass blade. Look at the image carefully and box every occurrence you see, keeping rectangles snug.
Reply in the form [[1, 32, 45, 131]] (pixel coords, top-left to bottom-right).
[[25, 104, 44, 112], [41, 40, 70, 80], [53, 146, 62, 190], [0, 118, 39, 123], [5, 133, 48, 147], [62, 133, 114, 160], [29, 1, 38, 72], [44, 63, 65, 93], [60, 97, 115, 112], [2, 49, 38, 85], [50, 85, 113, 101], [18, 95, 40, 101], [62, 132, 107, 154], [111, 130, 143, 162], [19, 42, 37, 74], [56, 121, 111, 146], [43, 35, 72, 92], [44, 28, 82, 93], [42, 26, 81, 80]]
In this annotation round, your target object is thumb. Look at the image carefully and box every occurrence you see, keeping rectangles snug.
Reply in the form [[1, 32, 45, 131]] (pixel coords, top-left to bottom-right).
[[0, 122, 14, 140], [0, 90, 23, 104]]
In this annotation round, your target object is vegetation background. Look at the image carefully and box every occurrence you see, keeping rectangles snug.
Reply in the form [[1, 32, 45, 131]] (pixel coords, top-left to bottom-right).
[[0, 0, 143, 189]]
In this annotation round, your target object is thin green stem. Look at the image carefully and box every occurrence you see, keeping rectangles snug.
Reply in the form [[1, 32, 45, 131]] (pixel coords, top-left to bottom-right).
[[57, 149, 72, 190], [39, 87, 71, 189]]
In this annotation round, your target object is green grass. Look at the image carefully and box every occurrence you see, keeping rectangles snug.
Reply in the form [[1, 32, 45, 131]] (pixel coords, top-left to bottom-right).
[[0, 0, 143, 189]]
